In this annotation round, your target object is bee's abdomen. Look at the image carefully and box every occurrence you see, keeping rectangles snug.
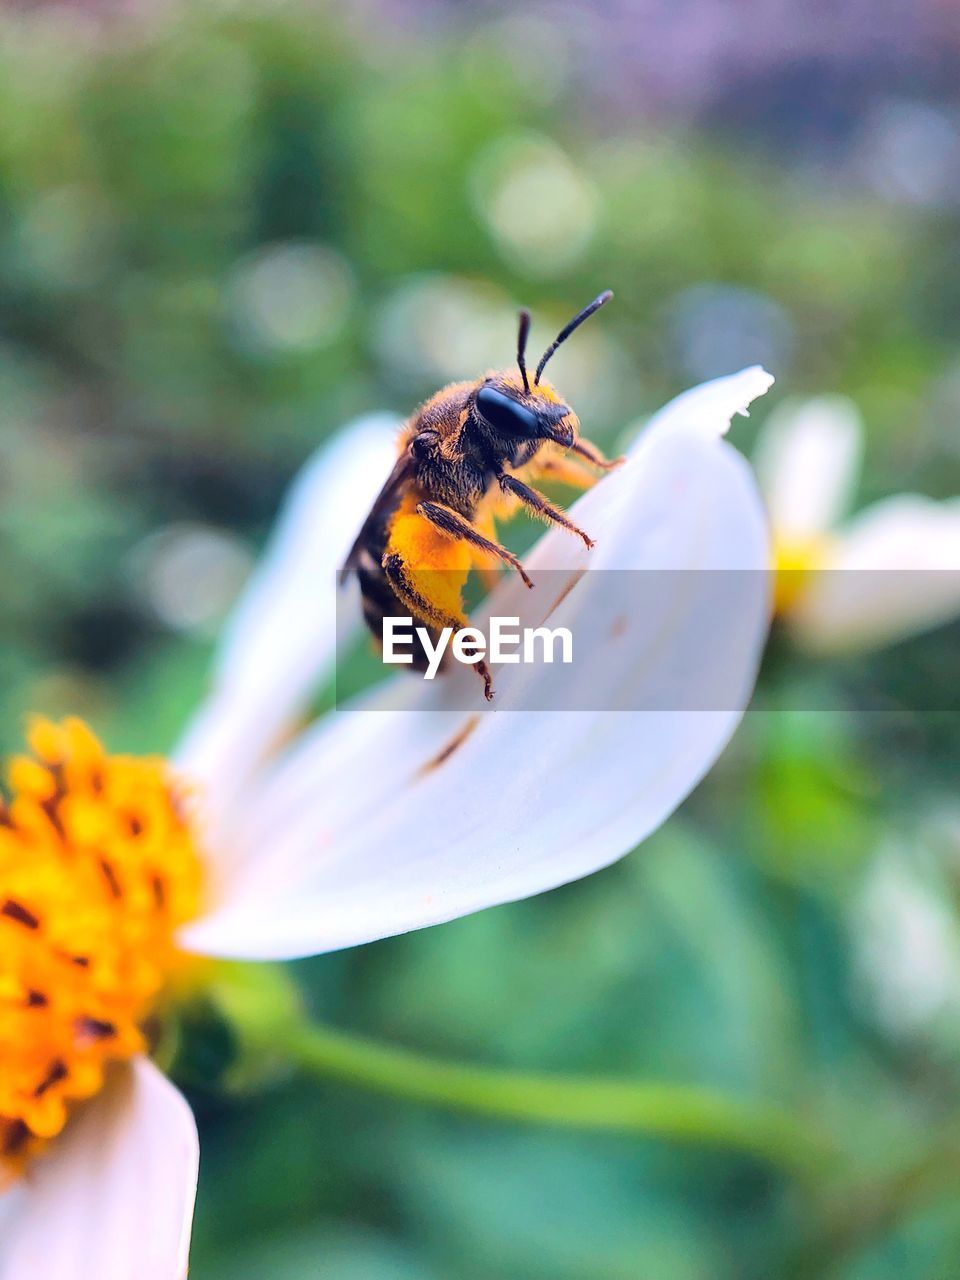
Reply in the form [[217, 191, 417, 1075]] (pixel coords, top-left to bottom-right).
[[357, 553, 403, 639]]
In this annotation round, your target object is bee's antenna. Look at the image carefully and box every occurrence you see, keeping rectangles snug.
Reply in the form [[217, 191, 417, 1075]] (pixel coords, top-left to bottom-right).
[[534, 290, 613, 385], [517, 307, 531, 393]]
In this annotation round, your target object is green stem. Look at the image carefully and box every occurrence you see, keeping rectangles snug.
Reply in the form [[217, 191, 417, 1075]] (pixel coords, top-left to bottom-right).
[[286, 1021, 829, 1178]]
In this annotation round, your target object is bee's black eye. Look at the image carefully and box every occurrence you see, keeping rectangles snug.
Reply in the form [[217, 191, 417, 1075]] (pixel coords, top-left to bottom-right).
[[475, 386, 539, 436]]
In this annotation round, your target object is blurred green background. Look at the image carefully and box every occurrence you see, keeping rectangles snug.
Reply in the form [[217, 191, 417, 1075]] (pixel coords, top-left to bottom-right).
[[2, 2, 960, 1276]]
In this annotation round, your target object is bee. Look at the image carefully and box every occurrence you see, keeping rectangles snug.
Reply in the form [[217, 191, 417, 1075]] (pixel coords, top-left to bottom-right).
[[341, 290, 620, 700]]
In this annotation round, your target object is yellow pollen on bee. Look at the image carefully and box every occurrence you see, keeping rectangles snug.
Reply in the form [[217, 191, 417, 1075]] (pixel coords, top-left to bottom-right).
[[0, 717, 203, 1186], [772, 535, 830, 615]]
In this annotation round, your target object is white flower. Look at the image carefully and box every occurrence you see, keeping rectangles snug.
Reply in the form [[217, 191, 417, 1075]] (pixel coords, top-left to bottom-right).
[[854, 846, 960, 1039], [0, 369, 772, 1278], [755, 395, 960, 651]]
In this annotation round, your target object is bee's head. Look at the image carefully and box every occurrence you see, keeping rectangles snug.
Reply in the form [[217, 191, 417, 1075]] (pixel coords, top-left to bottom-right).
[[472, 375, 578, 451], [471, 291, 612, 455]]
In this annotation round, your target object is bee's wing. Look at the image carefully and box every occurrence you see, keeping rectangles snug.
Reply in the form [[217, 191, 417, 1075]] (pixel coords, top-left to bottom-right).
[[338, 448, 416, 584]]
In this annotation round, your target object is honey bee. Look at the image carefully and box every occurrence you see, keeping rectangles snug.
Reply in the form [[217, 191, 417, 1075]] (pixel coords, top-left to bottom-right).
[[341, 290, 620, 699]]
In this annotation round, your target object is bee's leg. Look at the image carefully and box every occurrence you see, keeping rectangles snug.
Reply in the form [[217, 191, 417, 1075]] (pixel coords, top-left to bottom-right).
[[571, 437, 624, 470], [473, 513, 503, 593], [383, 552, 494, 701], [416, 501, 535, 588], [496, 473, 595, 550], [532, 455, 604, 491]]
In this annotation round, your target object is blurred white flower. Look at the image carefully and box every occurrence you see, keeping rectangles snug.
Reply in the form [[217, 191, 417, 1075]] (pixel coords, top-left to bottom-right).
[[226, 241, 354, 357], [127, 522, 254, 637], [470, 134, 599, 277], [858, 99, 960, 209], [375, 275, 517, 386], [754, 395, 960, 651], [854, 847, 960, 1040], [0, 369, 773, 1277]]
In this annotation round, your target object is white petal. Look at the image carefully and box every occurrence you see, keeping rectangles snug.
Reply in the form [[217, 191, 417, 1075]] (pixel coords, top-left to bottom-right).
[[753, 395, 862, 540], [854, 847, 960, 1038], [638, 365, 775, 445], [182, 373, 772, 960], [0, 1191, 22, 1240], [792, 494, 960, 652], [1, 1058, 198, 1280], [174, 414, 399, 827]]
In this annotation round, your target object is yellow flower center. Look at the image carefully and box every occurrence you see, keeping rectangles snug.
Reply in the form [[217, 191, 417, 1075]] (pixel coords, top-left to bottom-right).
[[0, 718, 203, 1186], [772, 534, 830, 615]]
